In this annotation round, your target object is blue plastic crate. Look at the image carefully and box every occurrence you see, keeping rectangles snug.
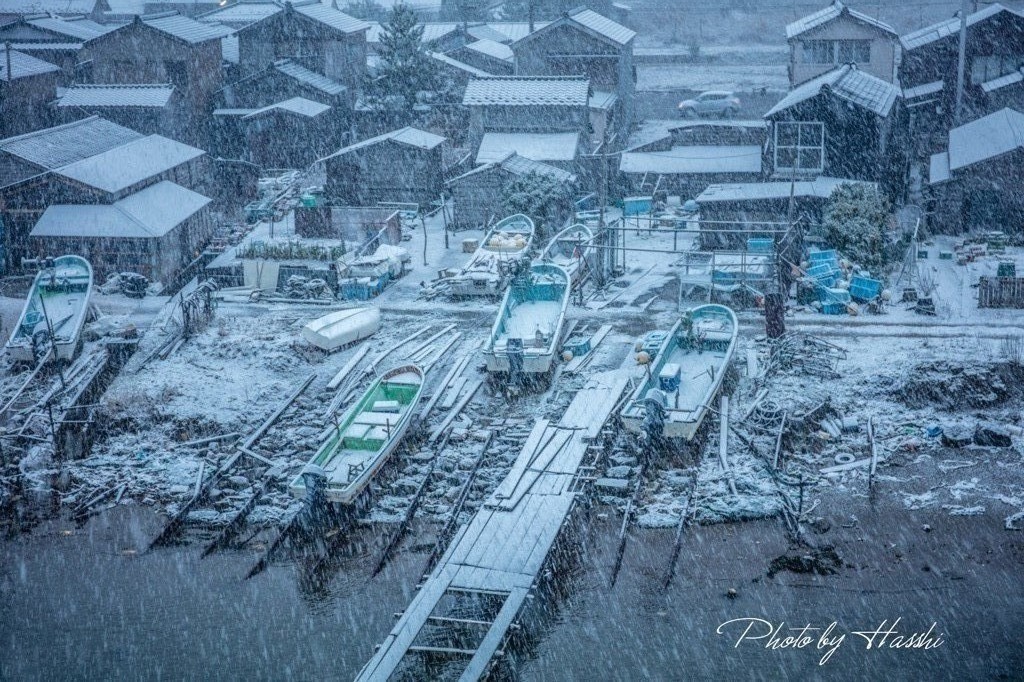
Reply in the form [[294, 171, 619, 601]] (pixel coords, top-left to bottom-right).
[[747, 238, 774, 253], [809, 249, 838, 265], [849, 276, 882, 301], [806, 263, 839, 287]]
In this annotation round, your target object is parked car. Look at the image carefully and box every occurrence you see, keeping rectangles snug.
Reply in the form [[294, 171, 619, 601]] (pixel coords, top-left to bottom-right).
[[678, 91, 741, 118]]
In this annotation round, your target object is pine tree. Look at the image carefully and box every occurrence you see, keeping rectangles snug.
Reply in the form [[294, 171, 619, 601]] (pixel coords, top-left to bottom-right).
[[365, 4, 437, 116]]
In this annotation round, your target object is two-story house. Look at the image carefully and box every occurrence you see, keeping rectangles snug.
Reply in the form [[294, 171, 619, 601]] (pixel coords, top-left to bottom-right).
[[786, 1, 898, 87]]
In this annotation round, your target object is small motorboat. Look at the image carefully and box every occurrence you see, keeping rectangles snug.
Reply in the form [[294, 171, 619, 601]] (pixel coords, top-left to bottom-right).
[[6, 255, 93, 363], [447, 214, 535, 297], [540, 223, 593, 286]]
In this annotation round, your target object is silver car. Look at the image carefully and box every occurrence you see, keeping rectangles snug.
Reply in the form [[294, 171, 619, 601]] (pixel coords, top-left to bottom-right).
[[678, 90, 741, 118]]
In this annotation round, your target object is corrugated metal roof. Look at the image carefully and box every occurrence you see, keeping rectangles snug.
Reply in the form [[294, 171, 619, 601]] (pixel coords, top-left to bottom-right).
[[55, 134, 204, 194], [466, 24, 510, 44], [764, 64, 899, 118], [620, 145, 763, 175], [465, 39, 513, 62], [482, 22, 549, 43], [0, 116, 143, 170], [463, 76, 589, 106], [32, 180, 210, 239], [10, 41, 84, 51], [568, 8, 635, 45], [0, 48, 60, 81], [475, 132, 579, 164], [27, 16, 107, 39], [144, 13, 229, 44], [243, 96, 330, 119], [785, 1, 895, 40], [427, 50, 492, 77], [981, 69, 1024, 93], [947, 107, 1024, 171], [293, 3, 369, 35], [448, 152, 576, 184], [929, 151, 950, 184], [324, 126, 445, 159], [57, 83, 174, 108], [901, 3, 1021, 51], [366, 21, 459, 44], [274, 59, 346, 95], [696, 177, 876, 203], [902, 80, 943, 99], [197, 1, 282, 28]]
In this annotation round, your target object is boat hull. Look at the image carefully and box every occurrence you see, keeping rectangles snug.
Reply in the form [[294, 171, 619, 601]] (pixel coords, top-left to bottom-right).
[[541, 224, 594, 286], [449, 214, 535, 297], [301, 307, 380, 351], [6, 255, 93, 364], [483, 351, 557, 374]]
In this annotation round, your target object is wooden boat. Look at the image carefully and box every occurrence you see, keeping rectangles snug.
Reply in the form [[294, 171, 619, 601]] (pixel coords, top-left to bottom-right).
[[301, 307, 380, 351], [620, 304, 738, 441], [6, 255, 93, 363], [290, 365, 424, 504], [482, 264, 570, 375], [447, 214, 535, 297], [540, 223, 593, 285]]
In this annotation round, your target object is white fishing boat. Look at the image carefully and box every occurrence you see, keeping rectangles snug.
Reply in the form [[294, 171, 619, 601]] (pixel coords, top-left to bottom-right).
[[620, 304, 738, 441], [482, 264, 570, 375], [290, 365, 424, 504], [6, 255, 93, 363], [301, 307, 381, 351], [540, 223, 593, 285], [447, 214, 535, 297]]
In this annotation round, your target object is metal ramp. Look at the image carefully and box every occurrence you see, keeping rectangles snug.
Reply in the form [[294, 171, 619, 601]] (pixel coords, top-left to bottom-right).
[[358, 371, 629, 681]]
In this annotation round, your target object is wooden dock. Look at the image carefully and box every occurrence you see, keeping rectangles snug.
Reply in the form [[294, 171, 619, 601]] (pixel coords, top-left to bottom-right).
[[357, 370, 628, 682]]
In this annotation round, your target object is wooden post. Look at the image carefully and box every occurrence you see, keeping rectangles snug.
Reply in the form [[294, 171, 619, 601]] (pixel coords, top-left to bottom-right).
[[719, 397, 737, 496], [773, 411, 787, 469], [868, 416, 878, 492]]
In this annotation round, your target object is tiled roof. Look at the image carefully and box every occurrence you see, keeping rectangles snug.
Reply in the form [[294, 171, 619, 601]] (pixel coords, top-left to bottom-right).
[[981, 69, 1024, 94], [26, 16, 108, 39], [475, 132, 580, 164], [427, 50, 492, 77], [449, 152, 576, 184], [0, 116, 143, 171], [323, 126, 445, 159], [463, 76, 589, 107], [465, 39, 513, 62], [567, 8, 635, 45], [946, 107, 1024, 171], [243, 97, 331, 119], [274, 59, 346, 95], [0, 48, 60, 81], [764, 64, 899, 118], [32, 181, 211, 239], [901, 3, 1021, 51], [293, 2, 369, 35], [143, 12, 229, 44], [57, 84, 175, 108], [785, 1, 895, 40], [55, 134, 204, 194]]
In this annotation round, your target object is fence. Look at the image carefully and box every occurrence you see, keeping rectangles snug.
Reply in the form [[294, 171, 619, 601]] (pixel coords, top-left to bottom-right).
[[978, 277, 1024, 308]]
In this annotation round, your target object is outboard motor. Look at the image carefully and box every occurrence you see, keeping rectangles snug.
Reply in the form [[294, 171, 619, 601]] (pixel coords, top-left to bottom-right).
[[507, 337, 524, 386], [296, 464, 331, 533], [642, 388, 668, 452]]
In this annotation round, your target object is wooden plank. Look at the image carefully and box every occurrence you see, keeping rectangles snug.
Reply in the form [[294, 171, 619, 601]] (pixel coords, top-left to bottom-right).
[[719, 397, 737, 496], [746, 348, 760, 379], [819, 457, 872, 474], [417, 352, 469, 423], [868, 415, 878, 489], [772, 411, 787, 470], [242, 373, 315, 451], [406, 323, 457, 360], [428, 379, 483, 443], [458, 587, 531, 682], [365, 325, 431, 376], [441, 377, 467, 410], [408, 645, 476, 656], [422, 332, 462, 374], [326, 345, 369, 390], [488, 420, 551, 504], [563, 323, 612, 374]]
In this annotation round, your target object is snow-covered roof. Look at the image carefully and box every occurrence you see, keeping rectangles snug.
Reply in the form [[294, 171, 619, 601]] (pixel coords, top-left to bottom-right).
[[696, 177, 876, 203], [566, 8, 636, 45], [197, 1, 282, 28], [230, 1, 367, 36], [449, 152, 576, 184], [981, 69, 1024, 94], [0, 116, 143, 170], [9, 42, 85, 51], [475, 132, 580, 164], [901, 3, 1022, 51], [366, 22, 460, 44], [292, 2, 369, 34], [945, 107, 1024, 172], [143, 12, 229, 44], [765, 64, 899, 118], [243, 96, 331, 119], [274, 59, 346, 95], [57, 83, 175, 108], [620, 145, 762, 175], [785, 1, 895, 40], [929, 151, 950, 184], [2, 0, 99, 14], [902, 80, 943, 99], [26, 15, 111, 39], [427, 50, 492, 77], [463, 76, 589, 107], [55, 134, 204, 194], [465, 39, 513, 62], [31, 180, 211, 239], [589, 90, 618, 110], [324, 126, 445, 159], [0, 48, 60, 81]]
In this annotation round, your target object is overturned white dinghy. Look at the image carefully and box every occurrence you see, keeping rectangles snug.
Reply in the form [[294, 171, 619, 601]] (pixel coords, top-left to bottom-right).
[[301, 307, 381, 351]]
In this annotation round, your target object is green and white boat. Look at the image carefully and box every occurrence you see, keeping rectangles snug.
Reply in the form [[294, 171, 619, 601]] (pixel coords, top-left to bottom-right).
[[290, 365, 424, 504], [6, 255, 93, 363]]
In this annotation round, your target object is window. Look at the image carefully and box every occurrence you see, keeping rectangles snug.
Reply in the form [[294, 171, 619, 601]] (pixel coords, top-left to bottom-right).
[[971, 54, 1024, 85], [802, 40, 834, 64], [164, 60, 188, 89], [774, 121, 824, 173], [837, 40, 871, 63], [802, 40, 871, 65]]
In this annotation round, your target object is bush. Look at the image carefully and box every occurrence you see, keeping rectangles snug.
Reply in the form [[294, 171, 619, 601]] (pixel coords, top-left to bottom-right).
[[822, 183, 892, 270]]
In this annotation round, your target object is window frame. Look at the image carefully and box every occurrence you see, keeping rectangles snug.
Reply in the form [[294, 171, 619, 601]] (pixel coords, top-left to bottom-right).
[[774, 121, 825, 174]]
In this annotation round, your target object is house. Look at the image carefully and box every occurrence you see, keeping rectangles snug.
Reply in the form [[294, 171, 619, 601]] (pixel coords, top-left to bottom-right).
[[366, 21, 462, 56], [427, 50, 492, 97], [2, 0, 108, 20], [763, 64, 903, 195], [451, 39, 514, 75], [0, 116, 209, 271], [212, 96, 339, 168], [900, 4, 1024, 157], [462, 75, 591, 147], [475, 131, 582, 171], [0, 14, 114, 82], [447, 152, 578, 231], [235, 0, 369, 96], [928, 107, 1024, 233], [29, 180, 214, 284], [55, 84, 182, 137], [218, 57, 348, 108], [83, 13, 227, 142], [511, 8, 636, 135], [785, 1, 898, 87], [0, 47, 61, 137], [323, 127, 446, 208]]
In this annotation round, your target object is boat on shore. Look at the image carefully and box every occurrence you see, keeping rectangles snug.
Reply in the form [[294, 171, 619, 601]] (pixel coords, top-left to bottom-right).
[[6, 255, 93, 364], [447, 214, 535, 297], [482, 264, 570, 376], [290, 365, 424, 504], [620, 304, 738, 441], [540, 223, 593, 285], [301, 308, 380, 351]]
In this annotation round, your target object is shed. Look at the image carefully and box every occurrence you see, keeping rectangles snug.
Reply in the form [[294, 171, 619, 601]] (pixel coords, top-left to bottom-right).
[[619, 145, 763, 198], [0, 47, 60, 137], [475, 131, 581, 169], [462, 75, 591, 145], [55, 83, 181, 136]]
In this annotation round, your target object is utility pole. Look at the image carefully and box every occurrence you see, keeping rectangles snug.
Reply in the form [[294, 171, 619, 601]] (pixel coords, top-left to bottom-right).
[[955, 0, 968, 124], [596, 124, 609, 289]]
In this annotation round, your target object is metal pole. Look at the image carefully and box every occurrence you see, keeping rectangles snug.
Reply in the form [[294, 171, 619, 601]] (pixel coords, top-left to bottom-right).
[[955, 0, 968, 124], [35, 282, 66, 389]]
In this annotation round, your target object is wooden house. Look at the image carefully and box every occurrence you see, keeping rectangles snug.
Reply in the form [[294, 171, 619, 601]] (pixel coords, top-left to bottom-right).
[[451, 39, 514, 75], [323, 127, 446, 208], [763, 64, 903, 196], [447, 152, 577, 231], [900, 4, 1024, 158], [511, 8, 635, 134], [785, 1, 898, 87], [0, 47, 60, 138], [928, 108, 1024, 234], [55, 84, 182, 137], [0, 14, 113, 83], [213, 96, 339, 168]]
